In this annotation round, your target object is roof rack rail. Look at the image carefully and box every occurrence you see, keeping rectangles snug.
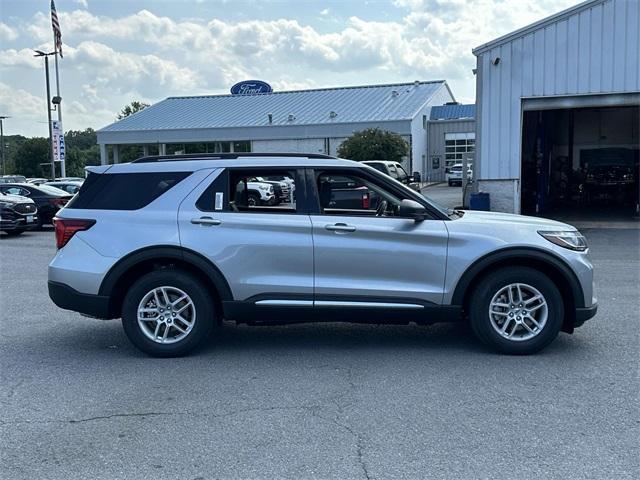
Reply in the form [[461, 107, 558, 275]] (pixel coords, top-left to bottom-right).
[[132, 152, 337, 163]]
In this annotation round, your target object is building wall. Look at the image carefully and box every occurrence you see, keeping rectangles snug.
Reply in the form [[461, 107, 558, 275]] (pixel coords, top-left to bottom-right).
[[410, 84, 456, 176], [426, 119, 476, 182], [252, 138, 326, 154], [474, 0, 640, 211]]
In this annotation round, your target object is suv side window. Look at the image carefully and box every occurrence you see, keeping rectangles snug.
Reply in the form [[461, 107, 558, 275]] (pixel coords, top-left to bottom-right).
[[316, 171, 403, 217], [228, 169, 298, 213], [387, 164, 399, 179]]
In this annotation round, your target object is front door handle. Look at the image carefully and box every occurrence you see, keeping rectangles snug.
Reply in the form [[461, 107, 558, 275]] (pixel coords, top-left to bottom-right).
[[325, 223, 356, 233], [191, 216, 222, 226]]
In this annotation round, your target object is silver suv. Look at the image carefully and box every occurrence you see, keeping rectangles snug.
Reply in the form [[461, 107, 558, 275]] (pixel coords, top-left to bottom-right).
[[48, 153, 597, 357]]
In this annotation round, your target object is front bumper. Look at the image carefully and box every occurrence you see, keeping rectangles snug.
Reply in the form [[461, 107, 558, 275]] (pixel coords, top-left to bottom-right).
[[0, 214, 39, 231], [48, 281, 113, 319], [574, 302, 598, 328]]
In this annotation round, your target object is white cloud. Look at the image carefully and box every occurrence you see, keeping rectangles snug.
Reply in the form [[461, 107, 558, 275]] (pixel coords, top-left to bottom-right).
[[0, 82, 43, 119], [5, 1, 578, 135], [320, 8, 330, 16], [0, 22, 18, 41], [75, 0, 89, 8]]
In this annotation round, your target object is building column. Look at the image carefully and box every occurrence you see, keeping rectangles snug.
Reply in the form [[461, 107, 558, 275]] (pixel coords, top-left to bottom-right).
[[142, 145, 149, 156], [113, 145, 120, 164], [99, 144, 108, 165], [159, 143, 167, 155]]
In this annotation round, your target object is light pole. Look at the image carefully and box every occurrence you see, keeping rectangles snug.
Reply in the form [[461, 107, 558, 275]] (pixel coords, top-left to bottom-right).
[[34, 50, 57, 180], [0, 115, 8, 176]]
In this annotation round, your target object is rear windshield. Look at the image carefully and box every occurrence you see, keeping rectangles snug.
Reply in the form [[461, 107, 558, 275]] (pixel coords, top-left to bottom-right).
[[66, 171, 190, 210], [37, 185, 69, 196]]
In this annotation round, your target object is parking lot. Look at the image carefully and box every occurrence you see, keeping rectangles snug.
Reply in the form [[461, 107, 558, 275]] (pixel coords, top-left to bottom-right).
[[1, 227, 638, 480]]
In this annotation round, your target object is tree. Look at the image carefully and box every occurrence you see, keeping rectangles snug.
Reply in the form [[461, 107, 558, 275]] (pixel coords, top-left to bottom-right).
[[337, 128, 409, 163], [13, 137, 51, 177], [116, 101, 150, 120]]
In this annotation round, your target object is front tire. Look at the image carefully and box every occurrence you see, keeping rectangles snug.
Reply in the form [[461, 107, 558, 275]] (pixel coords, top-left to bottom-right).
[[469, 267, 563, 355], [122, 269, 215, 357]]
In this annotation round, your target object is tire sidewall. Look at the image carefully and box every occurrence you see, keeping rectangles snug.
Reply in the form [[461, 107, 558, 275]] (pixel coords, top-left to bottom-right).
[[122, 269, 215, 357], [470, 267, 564, 354]]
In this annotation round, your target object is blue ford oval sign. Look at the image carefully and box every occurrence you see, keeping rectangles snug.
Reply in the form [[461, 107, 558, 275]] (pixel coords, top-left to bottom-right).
[[230, 80, 273, 95]]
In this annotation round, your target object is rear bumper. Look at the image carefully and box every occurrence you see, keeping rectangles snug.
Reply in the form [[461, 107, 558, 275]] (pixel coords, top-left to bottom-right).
[[574, 302, 598, 328], [48, 281, 114, 319]]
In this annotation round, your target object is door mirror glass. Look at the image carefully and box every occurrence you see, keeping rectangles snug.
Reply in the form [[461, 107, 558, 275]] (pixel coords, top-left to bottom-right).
[[398, 199, 427, 221]]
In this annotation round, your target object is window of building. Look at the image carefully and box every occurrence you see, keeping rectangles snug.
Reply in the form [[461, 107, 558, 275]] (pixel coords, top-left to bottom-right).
[[444, 132, 475, 169]]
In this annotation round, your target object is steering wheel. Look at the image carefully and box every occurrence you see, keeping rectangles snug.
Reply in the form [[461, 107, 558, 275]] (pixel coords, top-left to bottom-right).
[[376, 199, 388, 217]]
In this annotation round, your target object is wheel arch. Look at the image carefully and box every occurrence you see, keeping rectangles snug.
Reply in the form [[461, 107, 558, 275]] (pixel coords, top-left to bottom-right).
[[451, 247, 584, 333], [99, 245, 233, 320]]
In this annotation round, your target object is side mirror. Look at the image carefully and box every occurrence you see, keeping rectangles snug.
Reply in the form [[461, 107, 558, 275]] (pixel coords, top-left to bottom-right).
[[412, 172, 421, 183], [408, 182, 421, 192], [398, 199, 427, 222]]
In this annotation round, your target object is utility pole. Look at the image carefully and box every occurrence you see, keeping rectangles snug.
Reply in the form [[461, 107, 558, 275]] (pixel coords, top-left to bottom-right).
[[34, 50, 57, 180], [0, 116, 8, 176], [53, 48, 65, 177]]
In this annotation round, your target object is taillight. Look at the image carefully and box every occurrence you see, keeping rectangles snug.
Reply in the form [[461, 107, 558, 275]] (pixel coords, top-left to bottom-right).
[[362, 192, 370, 209], [54, 218, 96, 249], [49, 198, 68, 208]]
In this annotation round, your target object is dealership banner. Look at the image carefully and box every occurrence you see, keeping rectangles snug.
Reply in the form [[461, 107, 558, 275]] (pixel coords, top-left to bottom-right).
[[52, 120, 65, 162]]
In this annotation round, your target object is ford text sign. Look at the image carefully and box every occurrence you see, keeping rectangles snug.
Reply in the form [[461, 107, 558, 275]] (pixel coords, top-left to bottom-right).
[[230, 80, 273, 95]]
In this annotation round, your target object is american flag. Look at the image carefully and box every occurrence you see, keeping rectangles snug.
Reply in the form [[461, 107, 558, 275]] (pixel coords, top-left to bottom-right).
[[51, 0, 63, 58]]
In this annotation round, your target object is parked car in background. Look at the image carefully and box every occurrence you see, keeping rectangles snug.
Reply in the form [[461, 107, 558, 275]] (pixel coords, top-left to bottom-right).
[[0, 183, 72, 228], [44, 181, 83, 195], [0, 175, 27, 184], [361, 160, 421, 191], [0, 191, 38, 235], [26, 178, 49, 185], [233, 177, 277, 206], [446, 164, 473, 186], [48, 153, 596, 357]]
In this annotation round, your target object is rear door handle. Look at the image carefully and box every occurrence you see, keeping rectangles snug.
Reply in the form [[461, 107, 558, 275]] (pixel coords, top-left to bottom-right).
[[191, 216, 222, 226], [325, 223, 356, 233]]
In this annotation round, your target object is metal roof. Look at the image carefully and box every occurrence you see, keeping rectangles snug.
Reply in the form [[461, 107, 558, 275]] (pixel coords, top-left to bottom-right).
[[429, 104, 476, 121], [473, 0, 604, 55], [99, 81, 449, 133]]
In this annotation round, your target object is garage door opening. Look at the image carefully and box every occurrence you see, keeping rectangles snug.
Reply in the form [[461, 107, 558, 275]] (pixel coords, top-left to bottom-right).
[[521, 106, 639, 223]]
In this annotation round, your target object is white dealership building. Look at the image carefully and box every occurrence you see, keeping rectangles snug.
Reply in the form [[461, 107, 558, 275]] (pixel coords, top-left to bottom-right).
[[96, 81, 456, 175]]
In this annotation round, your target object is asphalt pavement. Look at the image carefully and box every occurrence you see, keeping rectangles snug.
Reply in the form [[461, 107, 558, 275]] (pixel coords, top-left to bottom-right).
[[1, 227, 638, 480]]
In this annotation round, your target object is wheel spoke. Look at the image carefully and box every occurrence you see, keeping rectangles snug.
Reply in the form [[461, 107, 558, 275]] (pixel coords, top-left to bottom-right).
[[176, 314, 193, 327], [162, 323, 170, 342], [153, 321, 161, 338], [528, 301, 546, 312], [171, 295, 188, 307], [524, 294, 542, 306], [172, 323, 187, 334], [491, 302, 510, 309], [500, 317, 514, 335], [521, 319, 536, 333], [516, 284, 523, 304]]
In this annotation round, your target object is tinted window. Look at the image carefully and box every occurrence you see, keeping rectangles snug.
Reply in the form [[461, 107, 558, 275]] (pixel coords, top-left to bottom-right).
[[66, 172, 190, 210], [365, 163, 386, 173]]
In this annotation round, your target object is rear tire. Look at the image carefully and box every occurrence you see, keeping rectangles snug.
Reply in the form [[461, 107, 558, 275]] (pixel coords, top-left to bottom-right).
[[122, 269, 216, 357], [469, 267, 563, 355]]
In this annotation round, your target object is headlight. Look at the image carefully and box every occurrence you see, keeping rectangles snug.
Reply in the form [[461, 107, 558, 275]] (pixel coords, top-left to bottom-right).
[[0, 201, 13, 209], [257, 184, 269, 191], [538, 230, 588, 251]]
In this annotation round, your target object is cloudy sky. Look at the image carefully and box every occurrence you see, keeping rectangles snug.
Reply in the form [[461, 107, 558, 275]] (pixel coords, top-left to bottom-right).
[[1, 0, 576, 137]]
